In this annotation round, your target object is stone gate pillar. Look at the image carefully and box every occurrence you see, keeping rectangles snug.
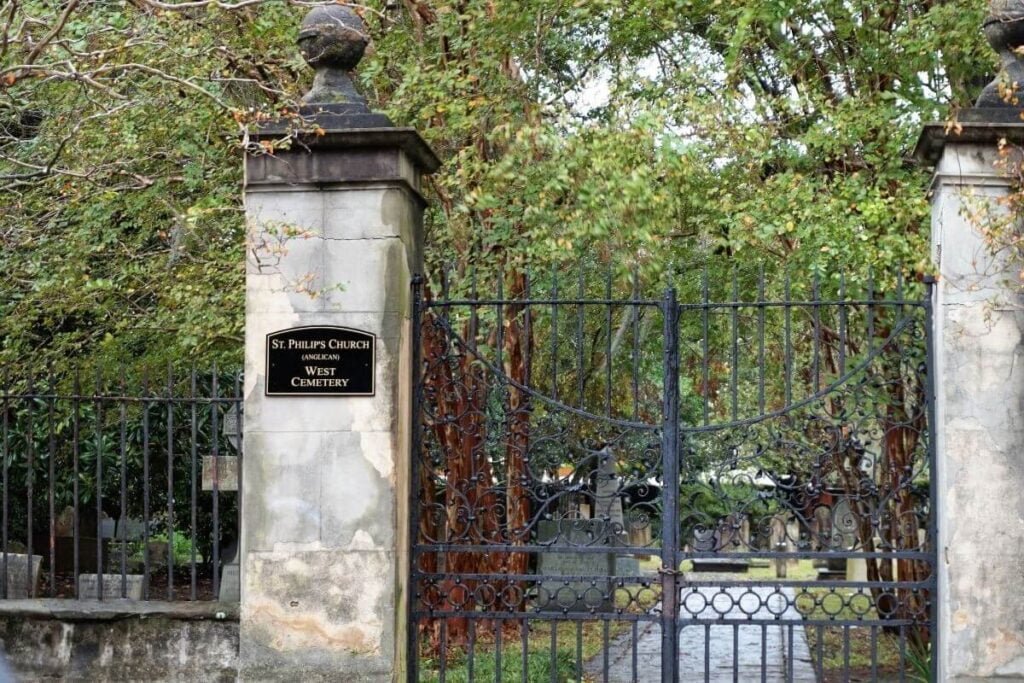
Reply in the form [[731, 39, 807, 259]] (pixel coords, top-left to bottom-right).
[[917, 39, 1024, 681], [239, 7, 439, 680]]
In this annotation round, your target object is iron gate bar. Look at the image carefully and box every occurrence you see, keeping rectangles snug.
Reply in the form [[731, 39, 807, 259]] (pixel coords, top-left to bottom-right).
[[407, 274, 424, 683], [425, 298, 926, 308], [924, 276, 940, 682], [661, 286, 681, 683]]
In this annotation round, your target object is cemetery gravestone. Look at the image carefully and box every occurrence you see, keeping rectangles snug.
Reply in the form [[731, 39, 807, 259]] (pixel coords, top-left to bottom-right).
[[594, 450, 626, 546], [4, 554, 42, 598], [208, 416, 241, 602], [615, 556, 641, 576], [78, 574, 144, 601], [203, 456, 239, 492], [536, 521, 615, 612]]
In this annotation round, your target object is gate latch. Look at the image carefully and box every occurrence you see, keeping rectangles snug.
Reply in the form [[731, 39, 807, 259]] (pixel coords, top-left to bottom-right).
[[657, 567, 684, 577]]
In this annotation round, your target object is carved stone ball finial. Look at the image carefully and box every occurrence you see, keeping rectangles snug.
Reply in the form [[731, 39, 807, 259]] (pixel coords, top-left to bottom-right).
[[978, 0, 1024, 107], [297, 6, 370, 107]]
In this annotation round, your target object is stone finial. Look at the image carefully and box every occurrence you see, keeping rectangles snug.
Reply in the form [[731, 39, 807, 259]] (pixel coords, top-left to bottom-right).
[[297, 5, 371, 107], [977, 0, 1024, 107]]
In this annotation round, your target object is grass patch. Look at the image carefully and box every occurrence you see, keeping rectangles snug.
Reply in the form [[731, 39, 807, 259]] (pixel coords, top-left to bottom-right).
[[420, 643, 577, 683], [799, 587, 920, 681], [419, 609, 640, 682]]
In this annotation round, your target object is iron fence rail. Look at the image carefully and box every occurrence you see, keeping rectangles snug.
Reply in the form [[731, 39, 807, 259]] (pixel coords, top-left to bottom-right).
[[0, 366, 242, 601]]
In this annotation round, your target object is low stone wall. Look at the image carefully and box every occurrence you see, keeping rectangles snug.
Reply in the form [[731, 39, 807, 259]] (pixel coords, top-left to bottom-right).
[[0, 601, 238, 681]]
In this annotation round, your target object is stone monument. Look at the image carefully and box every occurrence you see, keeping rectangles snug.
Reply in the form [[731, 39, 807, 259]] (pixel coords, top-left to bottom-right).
[[3, 553, 41, 599], [240, 6, 438, 680], [916, 2, 1024, 677], [535, 519, 616, 613]]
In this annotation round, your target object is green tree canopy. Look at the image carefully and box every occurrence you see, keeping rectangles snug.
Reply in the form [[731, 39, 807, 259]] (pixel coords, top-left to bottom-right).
[[0, 0, 993, 371]]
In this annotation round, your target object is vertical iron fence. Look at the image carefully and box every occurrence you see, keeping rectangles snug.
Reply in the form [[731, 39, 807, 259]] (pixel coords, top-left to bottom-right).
[[410, 261, 936, 682], [0, 366, 242, 601]]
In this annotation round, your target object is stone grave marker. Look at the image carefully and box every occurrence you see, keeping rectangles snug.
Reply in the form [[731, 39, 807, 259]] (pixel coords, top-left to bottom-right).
[[115, 517, 147, 541], [786, 515, 801, 567], [615, 556, 641, 576], [536, 520, 615, 612], [3, 554, 42, 598], [771, 514, 801, 577], [203, 459, 239, 602], [78, 573, 144, 600], [219, 540, 239, 603], [593, 449, 626, 546], [202, 456, 239, 492]]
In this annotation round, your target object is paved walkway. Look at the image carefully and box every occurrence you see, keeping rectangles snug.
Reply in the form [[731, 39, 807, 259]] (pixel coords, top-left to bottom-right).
[[588, 585, 816, 682]]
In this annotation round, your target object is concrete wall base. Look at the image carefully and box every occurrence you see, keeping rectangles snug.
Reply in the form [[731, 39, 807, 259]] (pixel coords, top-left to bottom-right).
[[0, 601, 238, 681]]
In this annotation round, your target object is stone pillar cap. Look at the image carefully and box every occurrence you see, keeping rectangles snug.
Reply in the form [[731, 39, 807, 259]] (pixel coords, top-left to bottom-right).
[[244, 6, 441, 177], [250, 111, 441, 175], [915, 109, 1024, 165]]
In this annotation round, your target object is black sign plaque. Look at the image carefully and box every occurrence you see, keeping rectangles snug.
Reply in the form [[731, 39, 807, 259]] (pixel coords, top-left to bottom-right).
[[265, 326, 375, 396]]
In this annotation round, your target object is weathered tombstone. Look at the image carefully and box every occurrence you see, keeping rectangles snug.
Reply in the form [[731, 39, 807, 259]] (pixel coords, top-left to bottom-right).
[[202, 456, 239, 492], [48, 507, 99, 573], [77, 573, 144, 600], [115, 517, 147, 541], [219, 540, 239, 603], [536, 520, 615, 612], [615, 556, 641, 576], [106, 517, 146, 573], [811, 505, 832, 550], [593, 450, 647, 576], [691, 556, 750, 573], [771, 515, 788, 578], [3, 554, 42, 598], [775, 542, 788, 579], [626, 515, 653, 561], [717, 513, 749, 551], [846, 558, 868, 582], [815, 557, 846, 580], [593, 449, 626, 545], [54, 506, 75, 537], [770, 515, 786, 549], [202, 462, 239, 602], [99, 513, 116, 541], [786, 516, 801, 567], [690, 516, 750, 572], [627, 523, 652, 548]]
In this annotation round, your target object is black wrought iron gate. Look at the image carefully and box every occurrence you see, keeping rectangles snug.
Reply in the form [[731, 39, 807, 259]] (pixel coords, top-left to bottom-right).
[[409, 268, 937, 682]]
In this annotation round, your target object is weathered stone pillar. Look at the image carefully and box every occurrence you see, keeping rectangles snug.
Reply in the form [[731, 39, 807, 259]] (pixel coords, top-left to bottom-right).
[[918, 111, 1024, 679], [239, 7, 439, 680]]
